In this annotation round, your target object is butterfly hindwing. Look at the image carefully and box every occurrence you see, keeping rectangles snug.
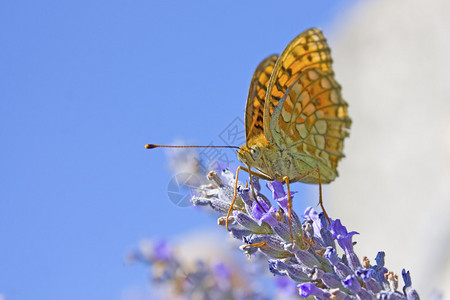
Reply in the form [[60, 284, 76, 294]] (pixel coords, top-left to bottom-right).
[[270, 68, 351, 183]]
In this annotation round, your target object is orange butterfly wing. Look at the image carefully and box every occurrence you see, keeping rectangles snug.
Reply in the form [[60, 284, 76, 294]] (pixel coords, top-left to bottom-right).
[[264, 28, 333, 143], [244, 55, 278, 146], [270, 69, 351, 183], [241, 28, 351, 184]]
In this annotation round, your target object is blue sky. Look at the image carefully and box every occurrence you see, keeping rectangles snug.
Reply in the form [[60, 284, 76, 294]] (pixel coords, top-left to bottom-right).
[[0, 1, 358, 299]]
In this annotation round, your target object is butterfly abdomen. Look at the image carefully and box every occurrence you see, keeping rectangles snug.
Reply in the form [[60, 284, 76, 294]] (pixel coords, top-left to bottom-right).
[[259, 145, 336, 184]]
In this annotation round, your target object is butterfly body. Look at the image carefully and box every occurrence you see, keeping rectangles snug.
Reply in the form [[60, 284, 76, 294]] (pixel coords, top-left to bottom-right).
[[238, 28, 351, 187], [238, 140, 336, 184]]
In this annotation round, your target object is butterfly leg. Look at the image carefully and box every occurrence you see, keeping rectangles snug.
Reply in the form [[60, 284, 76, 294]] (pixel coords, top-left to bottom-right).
[[242, 240, 266, 249], [282, 176, 295, 242], [246, 164, 273, 213], [226, 166, 272, 231], [316, 167, 331, 225], [292, 167, 330, 224]]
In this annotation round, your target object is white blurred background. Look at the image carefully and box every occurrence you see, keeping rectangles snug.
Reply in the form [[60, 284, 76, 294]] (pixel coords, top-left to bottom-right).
[[329, 0, 450, 298]]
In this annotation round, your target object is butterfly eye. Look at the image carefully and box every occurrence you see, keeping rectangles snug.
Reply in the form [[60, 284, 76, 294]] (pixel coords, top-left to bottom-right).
[[250, 146, 261, 160]]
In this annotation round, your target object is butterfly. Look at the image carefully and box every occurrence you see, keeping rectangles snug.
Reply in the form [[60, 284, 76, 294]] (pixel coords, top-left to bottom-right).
[[227, 28, 351, 239], [146, 28, 351, 241]]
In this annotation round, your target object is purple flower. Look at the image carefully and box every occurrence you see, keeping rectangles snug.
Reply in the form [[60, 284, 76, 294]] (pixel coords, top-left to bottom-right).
[[373, 251, 389, 285], [270, 259, 311, 282], [233, 211, 268, 232], [402, 269, 412, 287], [303, 207, 335, 247], [298, 282, 331, 299], [324, 247, 353, 279], [342, 275, 361, 293], [342, 275, 375, 300], [266, 181, 295, 210], [186, 169, 421, 299], [302, 206, 322, 235], [284, 242, 321, 268], [237, 186, 252, 206], [324, 247, 339, 265], [252, 200, 278, 227], [331, 219, 358, 252], [153, 239, 172, 261], [275, 275, 298, 295], [402, 269, 420, 300], [269, 260, 287, 276], [213, 262, 232, 279], [332, 219, 361, 270], [356, 267, 381, 293], [356, 267, 375, 281]]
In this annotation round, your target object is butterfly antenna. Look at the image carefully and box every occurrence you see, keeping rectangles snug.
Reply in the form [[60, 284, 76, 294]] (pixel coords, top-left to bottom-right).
[[146, 144, 240, 150]]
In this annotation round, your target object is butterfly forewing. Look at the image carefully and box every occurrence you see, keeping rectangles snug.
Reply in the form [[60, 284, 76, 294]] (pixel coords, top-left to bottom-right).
[[245, 55, 278, 146], [264, 28, 333, 143], [270, 69, 351, 183]]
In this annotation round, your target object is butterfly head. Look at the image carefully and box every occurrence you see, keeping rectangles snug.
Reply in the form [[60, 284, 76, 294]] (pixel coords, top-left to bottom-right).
[[237, 144, 262, 166], [237, 137, 273, 175]]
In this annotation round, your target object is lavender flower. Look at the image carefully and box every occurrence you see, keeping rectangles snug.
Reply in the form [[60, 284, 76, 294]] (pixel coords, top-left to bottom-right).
[[192, 169, 421, 299], [128, 238, 271, 299]]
